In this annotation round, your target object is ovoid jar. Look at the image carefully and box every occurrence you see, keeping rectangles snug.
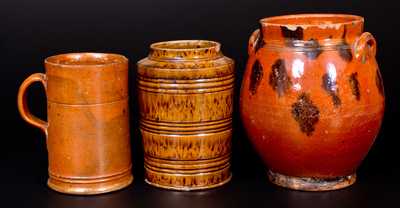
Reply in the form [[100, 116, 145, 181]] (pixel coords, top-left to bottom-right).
[[240, 14, 384, 191]]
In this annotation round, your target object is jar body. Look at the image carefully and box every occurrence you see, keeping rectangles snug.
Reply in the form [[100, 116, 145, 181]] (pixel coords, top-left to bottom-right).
[[240, 14, 384, 191], [137, 40, 234, 190]]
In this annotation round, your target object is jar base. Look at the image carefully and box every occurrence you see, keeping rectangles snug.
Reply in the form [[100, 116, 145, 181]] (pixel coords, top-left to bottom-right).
[[145, 174, 232, 191], [144, 153, 232, 191], [267, 170, 356, 191], [47, 169, 133, 195]]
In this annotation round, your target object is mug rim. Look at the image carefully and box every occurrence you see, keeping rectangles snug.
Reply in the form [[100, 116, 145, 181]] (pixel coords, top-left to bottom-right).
[[45, 52, 128, 67]]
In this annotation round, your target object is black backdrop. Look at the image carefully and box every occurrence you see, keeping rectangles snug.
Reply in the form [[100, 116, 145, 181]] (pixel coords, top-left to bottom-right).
[[1, 0, 399, 207]]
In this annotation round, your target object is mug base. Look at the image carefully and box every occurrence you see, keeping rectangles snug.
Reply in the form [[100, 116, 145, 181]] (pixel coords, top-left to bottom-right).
[[47, 169, 133, 195], [268, 170, 356, 191]]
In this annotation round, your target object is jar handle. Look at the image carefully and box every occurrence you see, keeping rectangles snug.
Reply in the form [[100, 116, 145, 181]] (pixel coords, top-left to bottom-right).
[[354, 32, 377, 63], [248, 29, 260, 55], [17, 73, 48, 135]]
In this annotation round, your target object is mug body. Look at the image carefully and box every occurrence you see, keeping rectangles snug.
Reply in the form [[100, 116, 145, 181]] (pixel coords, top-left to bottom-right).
[[137, 40, 234, 190], [240, 14, 384, 191], [44, 53, 133, 194]]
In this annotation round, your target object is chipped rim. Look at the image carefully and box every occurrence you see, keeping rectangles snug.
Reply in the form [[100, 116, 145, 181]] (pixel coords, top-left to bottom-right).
[[45, 52, 128, 67], [260, 13, 364, 28]]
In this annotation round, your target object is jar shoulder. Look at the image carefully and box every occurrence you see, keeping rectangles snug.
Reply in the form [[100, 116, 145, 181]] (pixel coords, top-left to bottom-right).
[[137, 56, 234, 80]]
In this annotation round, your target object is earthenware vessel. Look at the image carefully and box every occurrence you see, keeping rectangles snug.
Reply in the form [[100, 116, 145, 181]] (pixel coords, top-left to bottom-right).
[[137, 40, 234, 190], [240, 14, 384, 191], [17, 53, 133, 195]]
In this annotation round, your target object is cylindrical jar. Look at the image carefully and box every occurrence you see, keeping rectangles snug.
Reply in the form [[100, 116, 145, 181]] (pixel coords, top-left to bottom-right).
[[137, 40, 234, 190]]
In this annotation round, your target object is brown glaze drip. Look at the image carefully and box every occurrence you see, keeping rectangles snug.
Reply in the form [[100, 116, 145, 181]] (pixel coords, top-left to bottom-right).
[[337, 27, 353, 62], [349, 72, 361, 100], [304, 39, 322, 59], [291, 93, 320, 136], [269, 59, 292, 96], [337, 46, 352, 62], [322, 73, 341, 107], [281, 26, 304, 40], [254, 23, 266, 52], [375, 69, 385, 96], [249, 59, 264, 95], [281, 26, 304, 48]]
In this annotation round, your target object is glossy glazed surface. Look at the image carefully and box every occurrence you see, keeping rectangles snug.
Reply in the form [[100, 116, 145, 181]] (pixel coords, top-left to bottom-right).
[[17, 53, 133, 195], [137, 40, 234, 190], [240, 14, 384, 189]]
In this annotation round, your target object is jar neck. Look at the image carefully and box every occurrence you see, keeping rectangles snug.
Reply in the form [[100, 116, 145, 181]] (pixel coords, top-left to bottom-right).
[[258, 14, 364, 48], [148, 40, 223, 60]]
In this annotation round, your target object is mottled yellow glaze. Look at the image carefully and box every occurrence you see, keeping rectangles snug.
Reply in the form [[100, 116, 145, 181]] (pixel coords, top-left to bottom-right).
[[137, 40, 234, 190]]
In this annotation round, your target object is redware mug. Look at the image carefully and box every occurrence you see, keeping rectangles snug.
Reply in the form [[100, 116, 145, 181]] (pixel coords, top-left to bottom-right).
[[17, 53, 133, 195]]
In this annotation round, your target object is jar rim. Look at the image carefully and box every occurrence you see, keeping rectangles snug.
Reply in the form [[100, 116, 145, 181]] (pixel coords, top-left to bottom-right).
[[148, 40, 222, 60], [260, 13, 364, 27], [150, 40, 220, 51]]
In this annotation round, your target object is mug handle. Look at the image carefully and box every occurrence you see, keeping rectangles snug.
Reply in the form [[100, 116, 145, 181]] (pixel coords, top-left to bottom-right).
[[17, 73, 48, 135], [354, 32, 377, 63], [248, 29, 260, 55]]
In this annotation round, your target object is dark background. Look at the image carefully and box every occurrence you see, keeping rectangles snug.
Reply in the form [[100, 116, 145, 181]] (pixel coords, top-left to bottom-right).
[[1, 0, 399, 207]]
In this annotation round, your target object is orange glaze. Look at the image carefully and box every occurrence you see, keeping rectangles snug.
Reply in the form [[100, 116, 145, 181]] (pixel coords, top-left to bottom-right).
[[18, 53, 133, 195], [240, 14, 384, 178]]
